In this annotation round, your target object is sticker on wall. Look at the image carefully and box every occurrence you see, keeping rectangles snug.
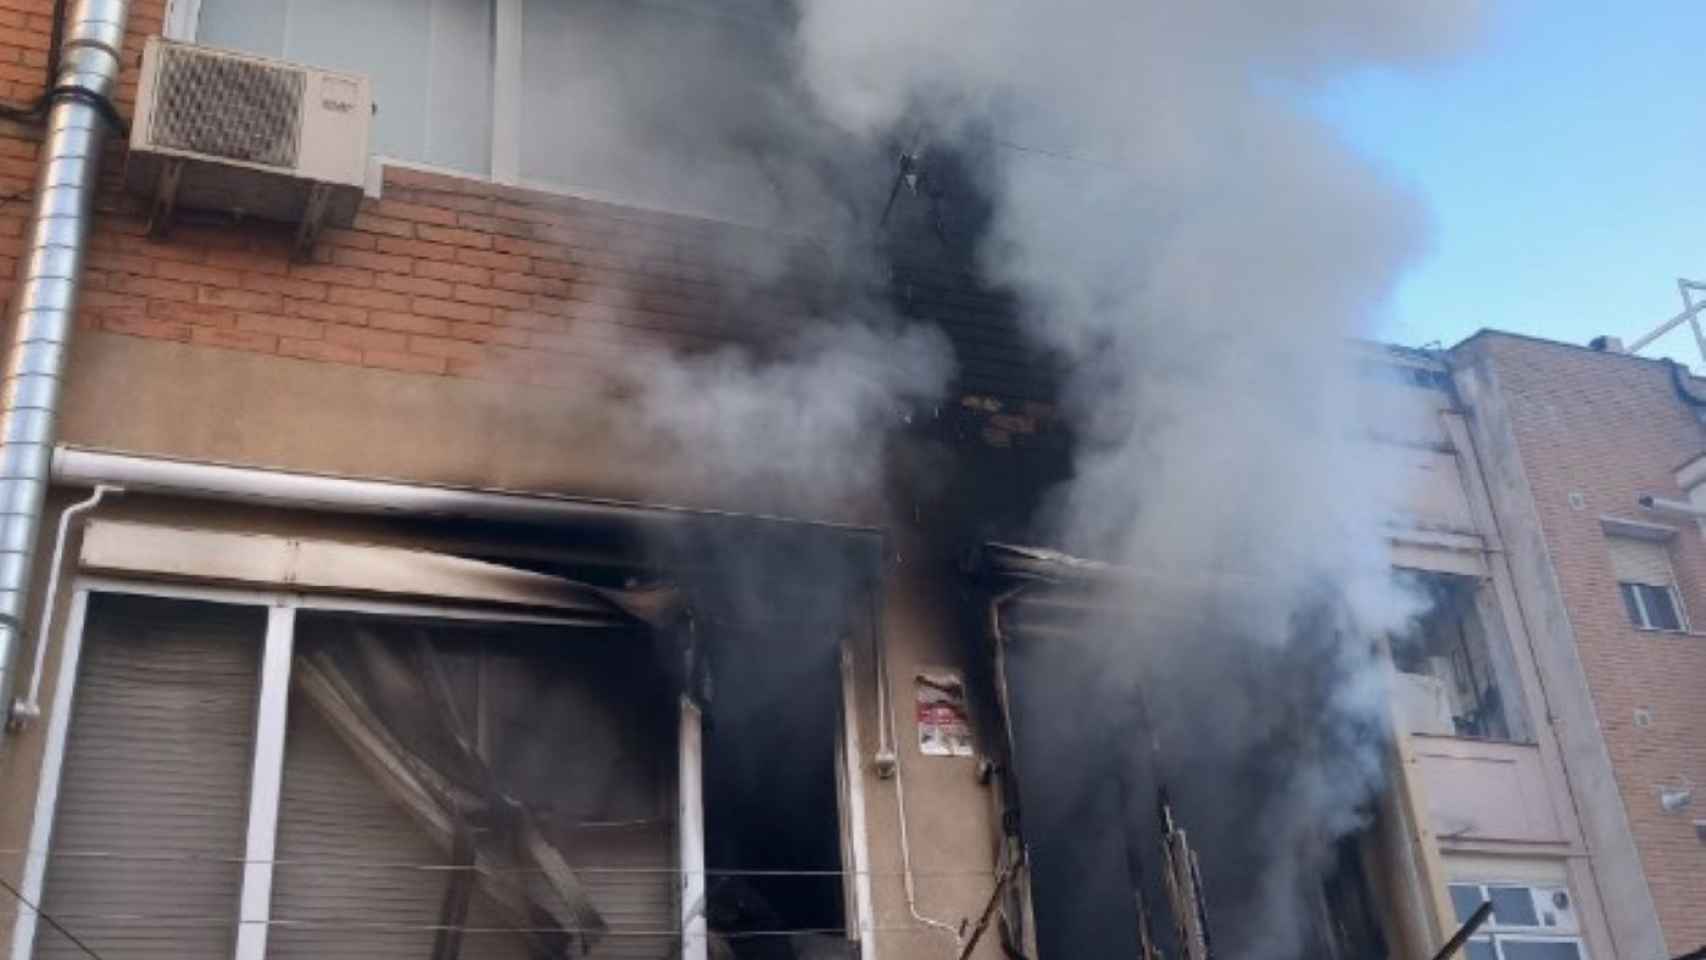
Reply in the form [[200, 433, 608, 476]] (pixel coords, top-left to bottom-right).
[[916, 671, 973, 757]]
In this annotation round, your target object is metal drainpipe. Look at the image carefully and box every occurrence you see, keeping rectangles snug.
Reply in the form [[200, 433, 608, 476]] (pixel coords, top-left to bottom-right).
[[0, 0, 130, 740]]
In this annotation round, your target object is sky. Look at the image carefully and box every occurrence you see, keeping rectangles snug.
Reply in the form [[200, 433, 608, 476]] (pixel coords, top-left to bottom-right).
[[1313, 0, 1706, 365]]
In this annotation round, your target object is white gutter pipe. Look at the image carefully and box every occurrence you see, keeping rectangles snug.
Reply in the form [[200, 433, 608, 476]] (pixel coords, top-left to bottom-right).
[[7, 483, 118, 729], [0, 0, 130, 740], [49, 446, 880, 535]]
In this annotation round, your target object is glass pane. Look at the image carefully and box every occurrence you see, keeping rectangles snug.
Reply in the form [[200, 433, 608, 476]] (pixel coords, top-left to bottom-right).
[[1639, 585, 1681, 631], [1451, 884, 1487, 924], [197, 0, 288, 57], [1498, 939, 1583, 960], [1467, 939, 1499, 960], [201, 0, 493, 174], [520, 0, 794, 223], [1489, 885, 1539, 927], [1619, 583, 1644, 627]]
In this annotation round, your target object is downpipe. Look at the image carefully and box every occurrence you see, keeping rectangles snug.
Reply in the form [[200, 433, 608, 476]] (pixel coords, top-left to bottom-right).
[[0, 0, 130, 742]]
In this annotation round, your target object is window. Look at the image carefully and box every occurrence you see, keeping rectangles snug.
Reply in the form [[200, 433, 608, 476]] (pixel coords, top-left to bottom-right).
[[34, 594, 263, 959], [1390, 572, 1530, 742], [198, 0, 494, 175], [190, 0, 800, 225], [1619, 582, 1683, 631], [1448, 882, 1589, 960], [1607, 535, 1687, 632], [18, 561, 867, 960], [22, 588, 692, 960]]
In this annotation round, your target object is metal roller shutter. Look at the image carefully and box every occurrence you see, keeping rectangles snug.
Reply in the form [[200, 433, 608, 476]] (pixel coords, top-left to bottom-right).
[[1608, 536, 1675, 586], [270, 621, 677, 960], [266, 685, 534, 960], [35, 594, 264, 960]]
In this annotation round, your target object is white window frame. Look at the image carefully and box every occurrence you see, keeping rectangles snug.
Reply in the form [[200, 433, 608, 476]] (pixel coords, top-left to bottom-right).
[[165, 0, 781, 227], [1449, 880, 1590, 960], [11, 575, 712, 960], [1618, 579, 1689, 633]]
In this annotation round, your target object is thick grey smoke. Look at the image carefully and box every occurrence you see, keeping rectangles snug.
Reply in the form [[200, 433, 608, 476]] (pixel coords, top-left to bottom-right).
[[785, 2, 1483, 956], [530, 0, 1486, 955], [622, 317, 952, 517]]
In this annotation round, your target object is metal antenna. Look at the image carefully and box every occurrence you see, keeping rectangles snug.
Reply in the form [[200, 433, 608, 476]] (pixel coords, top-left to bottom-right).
[[1627, 278, 1706, 365]]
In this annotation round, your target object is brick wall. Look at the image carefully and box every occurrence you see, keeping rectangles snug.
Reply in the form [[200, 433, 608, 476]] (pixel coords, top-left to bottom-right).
[[0, 0, 1056, 449], [1468, 333, 1706, 952]]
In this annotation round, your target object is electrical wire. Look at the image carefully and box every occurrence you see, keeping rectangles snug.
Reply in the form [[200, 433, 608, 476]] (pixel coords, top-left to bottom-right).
[[0, 848, 1006, 878], [0, 873, 110, 960]]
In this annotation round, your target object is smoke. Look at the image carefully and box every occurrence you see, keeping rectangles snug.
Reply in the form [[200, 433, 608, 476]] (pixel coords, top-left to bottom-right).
[[527, 0, 1487, 955], [621, 317, 953, 518], [782, 5, 1480, 956]]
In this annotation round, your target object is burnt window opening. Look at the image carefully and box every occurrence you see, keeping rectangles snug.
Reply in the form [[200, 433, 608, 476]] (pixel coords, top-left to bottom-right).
[[281, 611, 682, 960], [469, 525, 872, 959], [682, 532, 869, 960], [996, 589, 1400, 960], [1391, 572, 1531, 743]]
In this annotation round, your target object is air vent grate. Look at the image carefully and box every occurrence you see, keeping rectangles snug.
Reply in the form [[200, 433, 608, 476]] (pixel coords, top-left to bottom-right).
[[150, 45, 303, 169]]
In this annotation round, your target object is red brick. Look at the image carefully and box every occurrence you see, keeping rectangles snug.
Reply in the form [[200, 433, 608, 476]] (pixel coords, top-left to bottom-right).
[[492, 271, 571, 297], [408, 334, 484, 363], [458, 248, 529, 273], [369, 310, 451, 337], [206, 247, 290, 276], [328, 286, 409, 312], [104, 315, 192, 342], [325, 322, 406, 353], [452, 283, 530, 310], [289, 263, 374, 288], [237, 312, 323, 340], [331, 247, 411, 275], [242, 272, 330, 301], [416, 224, 491, 250], [279, 337, 361, 365], [109, 274, 194, 302], [448, 320, 528, 346], [375, 272, 452, 299], [88, 250, 154, 277], [352, 212, 415, 239], [371, 200, 461, 227], [191, 326, 277, 354], [363, 349, 447, 375], [413, 296, 491, 324], [415, 259, 488, 286], [320, 227, 377, 251], [287, 298, 367, 325], [156, 259, 242, 288], [147, 299, 236, 328], [494, 310, 564, 332], [199, 286, 283, 312], [376, 235, 457, 262]]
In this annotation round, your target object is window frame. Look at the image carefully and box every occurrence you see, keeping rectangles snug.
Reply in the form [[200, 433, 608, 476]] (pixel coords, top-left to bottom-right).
[[1618, 579, 1688, 633], [12, 576, 720, 960], [167, 0, 790, 226], [1448, 880, 1590, 960]]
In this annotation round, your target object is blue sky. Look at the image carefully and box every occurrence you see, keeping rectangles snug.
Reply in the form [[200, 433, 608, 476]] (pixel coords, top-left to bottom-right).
[[1313, 0, 1706, 363]]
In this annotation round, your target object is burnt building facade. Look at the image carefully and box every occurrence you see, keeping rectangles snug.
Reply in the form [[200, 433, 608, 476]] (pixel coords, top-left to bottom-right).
[[0, 3, 1660, 960]]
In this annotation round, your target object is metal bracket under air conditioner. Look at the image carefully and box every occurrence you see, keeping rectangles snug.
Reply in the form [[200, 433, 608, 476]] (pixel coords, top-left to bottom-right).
[[293, 182, 333, 263], [146, 158, 183, 239]]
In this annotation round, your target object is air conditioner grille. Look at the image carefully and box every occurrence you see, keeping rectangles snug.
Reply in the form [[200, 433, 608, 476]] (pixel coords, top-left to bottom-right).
[[150, 46, 303, 169]]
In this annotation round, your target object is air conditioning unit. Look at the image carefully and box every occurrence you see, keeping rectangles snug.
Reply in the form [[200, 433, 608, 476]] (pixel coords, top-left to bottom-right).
[[126, 36, 372, 257]]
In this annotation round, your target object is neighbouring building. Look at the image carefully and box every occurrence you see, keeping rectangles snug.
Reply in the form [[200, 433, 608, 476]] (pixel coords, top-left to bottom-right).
[[0, 2, 1681, 960], [1449, 331, 1706, 960]]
